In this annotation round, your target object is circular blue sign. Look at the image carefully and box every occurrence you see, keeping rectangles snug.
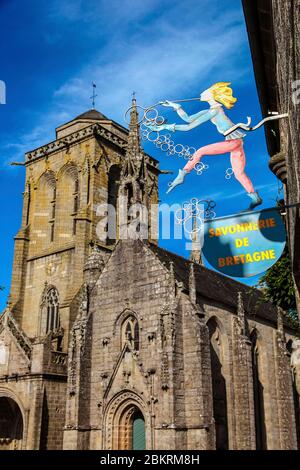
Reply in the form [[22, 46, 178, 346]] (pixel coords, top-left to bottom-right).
[[202, 208, 286, 278]]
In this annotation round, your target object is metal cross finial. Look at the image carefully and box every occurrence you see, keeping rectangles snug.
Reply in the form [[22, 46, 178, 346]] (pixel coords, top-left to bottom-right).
[[90, 82, 97, 109]]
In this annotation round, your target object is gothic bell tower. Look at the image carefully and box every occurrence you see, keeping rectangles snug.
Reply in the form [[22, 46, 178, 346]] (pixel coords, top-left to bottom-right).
[[8, 100, 160, 349]]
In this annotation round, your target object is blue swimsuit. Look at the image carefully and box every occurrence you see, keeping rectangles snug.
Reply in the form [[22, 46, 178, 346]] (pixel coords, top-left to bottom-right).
[[174, 104, 246, 140]]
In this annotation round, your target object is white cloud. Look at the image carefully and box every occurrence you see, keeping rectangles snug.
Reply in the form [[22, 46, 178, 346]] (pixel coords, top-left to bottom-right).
[[53, 21, 246, 122], [1, 0, 249, 168], [2, 110, 70, 166], [47, 0, 163, 29]]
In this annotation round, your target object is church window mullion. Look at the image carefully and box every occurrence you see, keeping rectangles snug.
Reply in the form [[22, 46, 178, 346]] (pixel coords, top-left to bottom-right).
[[71, 179, 79, 236], [46, 306, 51, 333], [122, 316, 139, 351], [49, 187, 56, 242]]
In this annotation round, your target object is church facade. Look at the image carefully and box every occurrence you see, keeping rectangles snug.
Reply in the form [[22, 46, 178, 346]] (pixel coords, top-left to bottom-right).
[[0, 101, 299, 450]]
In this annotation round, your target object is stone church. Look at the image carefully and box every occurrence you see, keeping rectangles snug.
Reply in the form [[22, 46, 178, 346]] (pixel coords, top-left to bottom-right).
[[0, 99, 299, 450]]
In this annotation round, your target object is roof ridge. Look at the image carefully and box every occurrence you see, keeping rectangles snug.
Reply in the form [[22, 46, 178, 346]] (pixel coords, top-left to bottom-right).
[[74, 109, 109, 121], [149, 242, 261, 294]]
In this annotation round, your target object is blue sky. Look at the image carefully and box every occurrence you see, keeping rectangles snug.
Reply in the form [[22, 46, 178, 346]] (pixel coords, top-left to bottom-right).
[[0, 0, 283, 310]]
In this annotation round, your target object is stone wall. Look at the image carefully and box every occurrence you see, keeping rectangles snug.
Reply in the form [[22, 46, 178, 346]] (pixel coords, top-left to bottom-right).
[[272, 0, 300, 309], [62, 239, 299, 450], [242, 0, 300, 313], [63, 240, 215, 449]]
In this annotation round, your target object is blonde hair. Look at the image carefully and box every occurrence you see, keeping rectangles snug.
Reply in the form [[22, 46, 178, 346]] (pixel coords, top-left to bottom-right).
[[209, 82, 237, 109]]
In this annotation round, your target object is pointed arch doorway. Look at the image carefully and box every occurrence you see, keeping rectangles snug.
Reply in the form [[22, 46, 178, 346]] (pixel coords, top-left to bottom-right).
[[119, 405, 146, 450], [105, 392, 148, 450]]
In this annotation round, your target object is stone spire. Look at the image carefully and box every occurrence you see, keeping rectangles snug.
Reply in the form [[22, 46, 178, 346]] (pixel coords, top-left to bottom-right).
[[119, 95, 149, 239], [189, 262, 197, 304], [83, 244, 105, 286], [237, 291, 247, 336], [127, 94, 141, 158], [168, 261, 176, 299], [121, 95, 143, 179], [189, 213, 202, 265], [277, 306, 285, 343]]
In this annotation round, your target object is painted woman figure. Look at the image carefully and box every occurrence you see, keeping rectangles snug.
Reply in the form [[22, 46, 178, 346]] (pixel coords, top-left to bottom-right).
[[146, 82, 262, 211]]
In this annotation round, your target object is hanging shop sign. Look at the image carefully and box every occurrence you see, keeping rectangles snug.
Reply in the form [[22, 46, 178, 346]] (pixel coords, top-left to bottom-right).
[[125, 82, 288, 212], [202, 208, 286, 278]]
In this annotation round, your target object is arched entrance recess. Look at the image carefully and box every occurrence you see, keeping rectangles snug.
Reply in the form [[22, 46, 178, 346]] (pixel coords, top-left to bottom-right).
[[104, 392, 149, 450], [0, 397, 23, 450]]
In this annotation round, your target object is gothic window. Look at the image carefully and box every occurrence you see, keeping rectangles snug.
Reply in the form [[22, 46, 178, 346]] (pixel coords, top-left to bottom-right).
[[122, 316, 139, 351], [126, 183, 134, 223], [250, 330, 267, 450], [207, 318, 229, 450], [56, 164, 79, 240], [107, 165, 121, 243], [108, 165, 121, 209], [46, 288, 60, 333], [35, 171, 56, 250]]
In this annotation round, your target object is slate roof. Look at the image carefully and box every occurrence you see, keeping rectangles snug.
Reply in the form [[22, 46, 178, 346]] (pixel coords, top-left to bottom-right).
[[74, 109, 110, 121], [148, 243, 279, 325]]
